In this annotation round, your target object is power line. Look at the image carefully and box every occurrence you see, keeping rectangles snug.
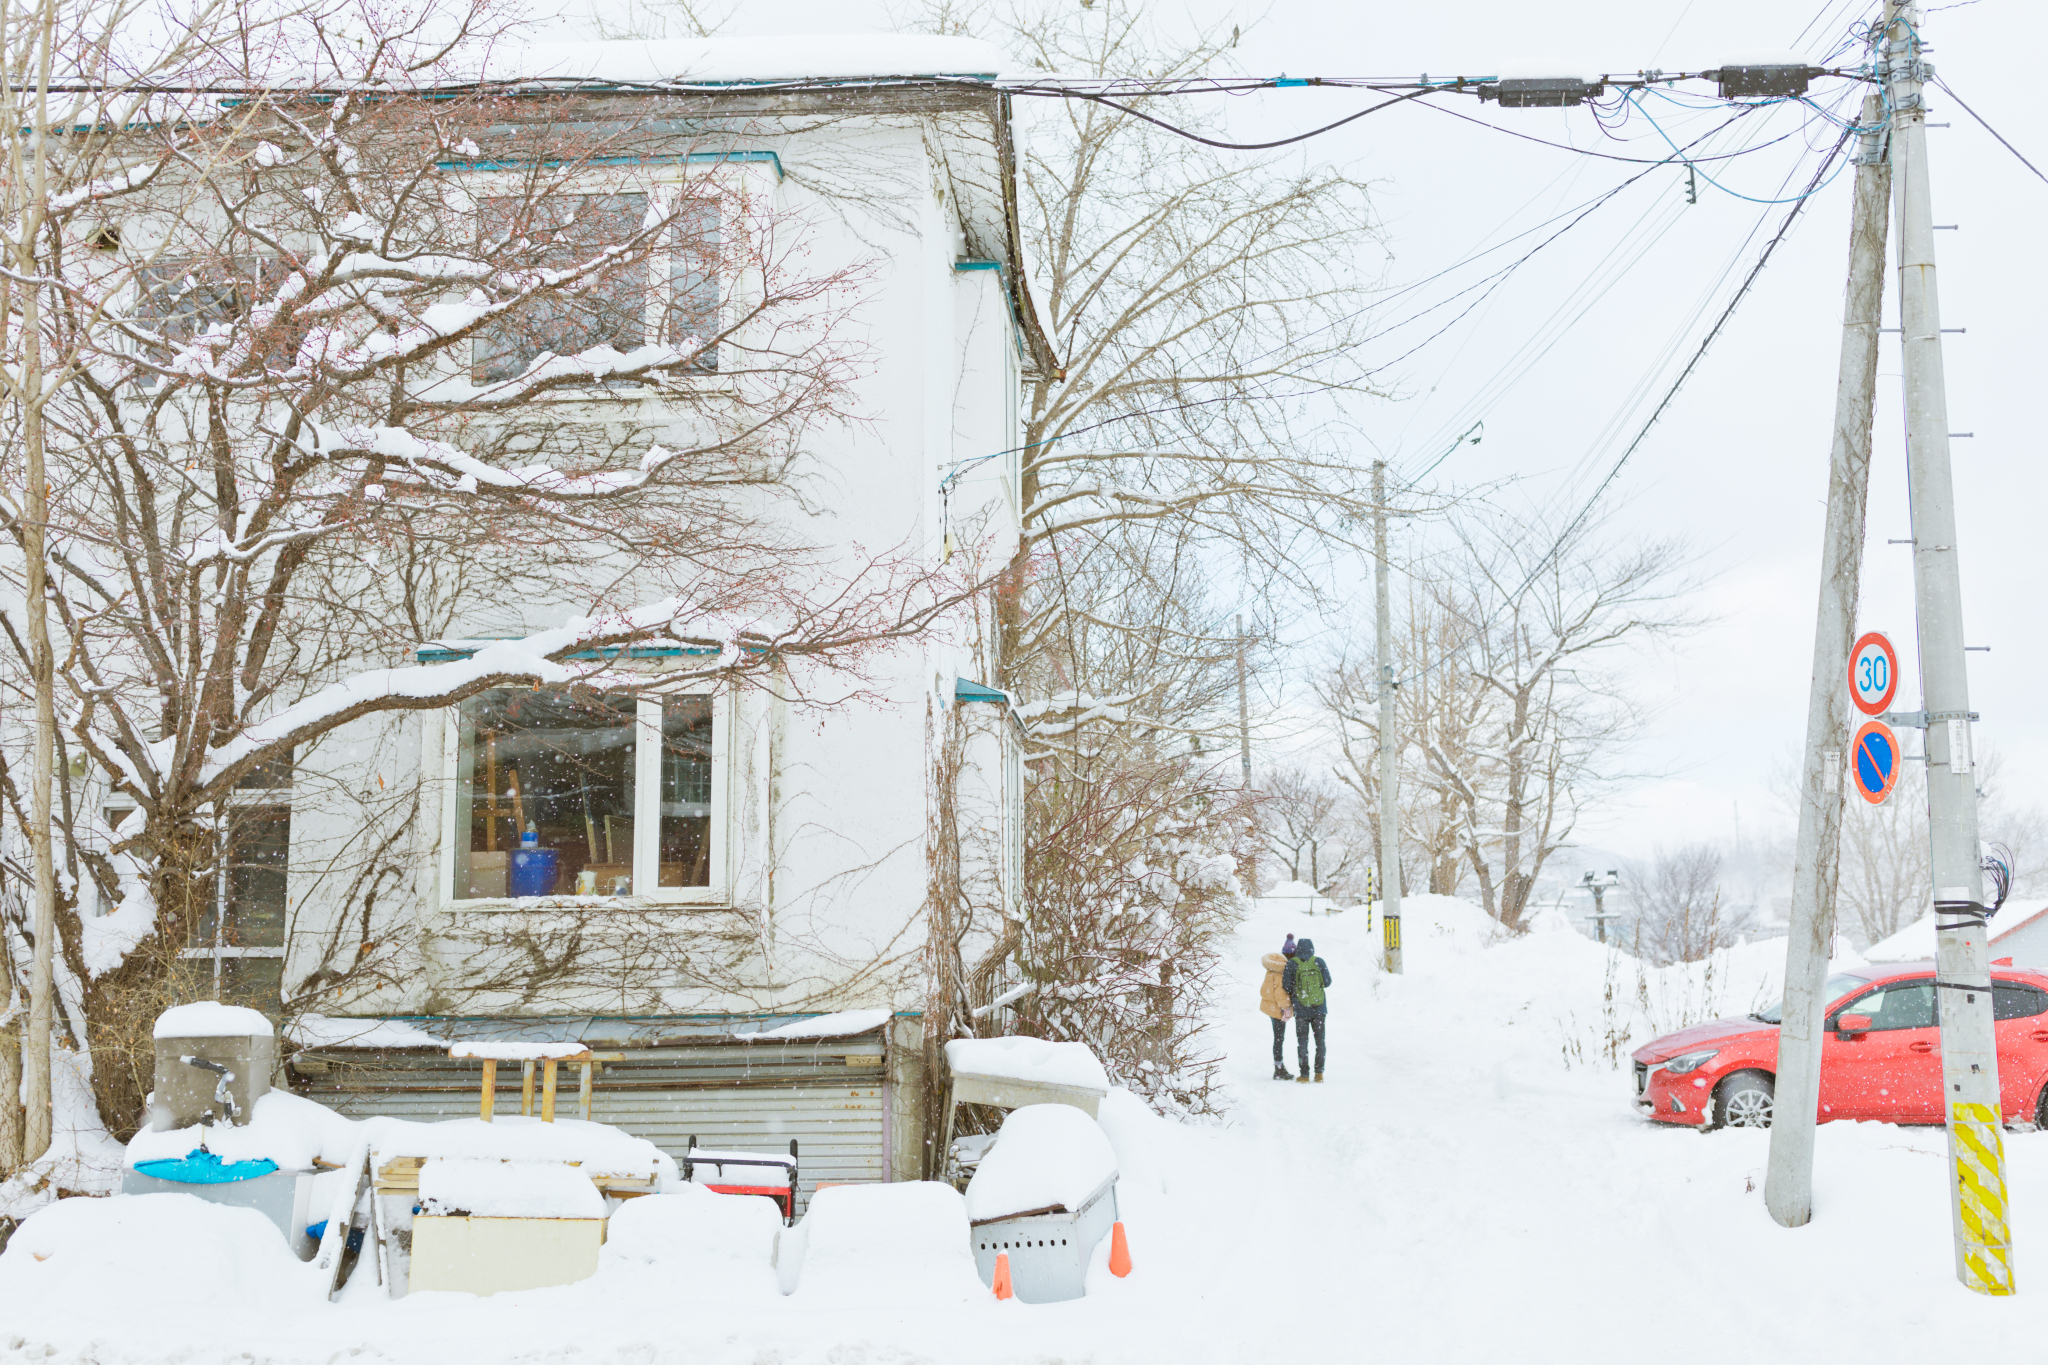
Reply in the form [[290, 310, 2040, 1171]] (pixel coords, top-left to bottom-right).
[[1932, 76, 2048, 187], [1395, 119, 1855, 689]]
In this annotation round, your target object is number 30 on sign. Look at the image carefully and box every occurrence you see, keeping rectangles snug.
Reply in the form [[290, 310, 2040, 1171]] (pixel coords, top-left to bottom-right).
[[1850, 632, 1898, 717]]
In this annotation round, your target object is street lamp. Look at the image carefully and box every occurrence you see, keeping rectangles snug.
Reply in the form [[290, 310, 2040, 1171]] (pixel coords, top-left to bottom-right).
[[1581, 869, 1623, 944]]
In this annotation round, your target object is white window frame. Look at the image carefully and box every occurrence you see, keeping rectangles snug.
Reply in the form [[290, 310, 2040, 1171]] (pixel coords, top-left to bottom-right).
[[440, 686, 730, 910]]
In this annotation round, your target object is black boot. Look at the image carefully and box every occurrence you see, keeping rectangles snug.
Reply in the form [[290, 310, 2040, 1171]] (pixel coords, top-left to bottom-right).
[[1272, 1064, 1292, 1080]]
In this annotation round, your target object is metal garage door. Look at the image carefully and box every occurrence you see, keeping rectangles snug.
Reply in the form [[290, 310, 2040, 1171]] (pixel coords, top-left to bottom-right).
[[292, 1029, 890, 1214]]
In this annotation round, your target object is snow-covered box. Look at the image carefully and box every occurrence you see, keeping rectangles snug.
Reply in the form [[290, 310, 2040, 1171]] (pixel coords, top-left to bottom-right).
[[964, 1104, 1119, 1304]]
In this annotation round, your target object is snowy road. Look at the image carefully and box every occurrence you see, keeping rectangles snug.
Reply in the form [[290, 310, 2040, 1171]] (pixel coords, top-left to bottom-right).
[[6, 896, 2048, 1361]]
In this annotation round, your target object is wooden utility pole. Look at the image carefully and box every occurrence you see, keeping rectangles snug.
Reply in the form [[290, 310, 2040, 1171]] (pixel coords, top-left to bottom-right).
[[1765, 87, 1890, 1229]]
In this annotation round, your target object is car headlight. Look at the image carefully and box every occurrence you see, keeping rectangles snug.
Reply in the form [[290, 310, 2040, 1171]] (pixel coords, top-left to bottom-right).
[[1662, 1049, 1720, 1075]]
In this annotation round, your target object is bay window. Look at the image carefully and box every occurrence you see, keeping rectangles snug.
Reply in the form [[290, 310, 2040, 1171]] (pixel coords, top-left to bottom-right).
[[449, 686, 724, 903]]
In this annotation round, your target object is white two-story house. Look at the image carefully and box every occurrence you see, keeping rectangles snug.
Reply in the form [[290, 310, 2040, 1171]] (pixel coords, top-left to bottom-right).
[[213, 36, 1062, 1199]]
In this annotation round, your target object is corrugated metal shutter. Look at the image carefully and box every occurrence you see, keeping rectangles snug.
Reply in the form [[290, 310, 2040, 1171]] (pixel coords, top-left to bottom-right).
[[292, 1035, 888, 1215]]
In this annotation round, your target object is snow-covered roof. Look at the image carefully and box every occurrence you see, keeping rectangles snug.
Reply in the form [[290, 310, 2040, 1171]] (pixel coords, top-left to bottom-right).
[[469, 36, 1014, 87], [289, 1014, 446, 1050], [945, 1036, 1110, 1093], [1867, 900, 2048, 960], [732, 1009, 891, 1041]]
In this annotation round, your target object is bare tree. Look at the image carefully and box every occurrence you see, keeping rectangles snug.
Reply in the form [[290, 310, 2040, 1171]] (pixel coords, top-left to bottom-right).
[[1624, 844, 1753, 965], [0, 2, 987, 1133], [1258, 766, 1364, 895], [1327, 505, 1699, 931]]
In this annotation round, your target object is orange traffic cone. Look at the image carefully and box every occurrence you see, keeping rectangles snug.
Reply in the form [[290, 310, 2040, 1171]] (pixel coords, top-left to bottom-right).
[[1108, 1221, 1132, 1278], [992, 1251, 1014, 1300]]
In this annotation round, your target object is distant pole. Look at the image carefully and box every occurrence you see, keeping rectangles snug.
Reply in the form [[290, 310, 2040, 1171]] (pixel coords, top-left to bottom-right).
[[1234, 613, 1251, 785], [1373, 460, 1402, 974], [1765, 87, 1890, 1231], [1887, 1, 2011, 1294]]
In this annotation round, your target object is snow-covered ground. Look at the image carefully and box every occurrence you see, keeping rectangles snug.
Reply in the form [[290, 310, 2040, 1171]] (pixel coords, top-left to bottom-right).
[[6, 896, 2048, 1362]]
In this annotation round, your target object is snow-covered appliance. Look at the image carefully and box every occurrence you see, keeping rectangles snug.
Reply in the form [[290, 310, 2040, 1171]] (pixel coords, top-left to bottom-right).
[[963, 1104, 1120, 1304]]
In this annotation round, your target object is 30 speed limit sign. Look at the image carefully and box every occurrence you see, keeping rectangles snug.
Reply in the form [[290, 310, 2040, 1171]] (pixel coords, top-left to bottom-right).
[[1850, 632, 1898, 717]]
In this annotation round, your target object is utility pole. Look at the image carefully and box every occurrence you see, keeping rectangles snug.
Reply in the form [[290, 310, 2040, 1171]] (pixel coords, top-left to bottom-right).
[[1581, 869, 1622, 945], [1372, 460, 1402, 974], [1765, 87, 1890, 1231], [1234, 613, 1251, 785], [1886, 2, 2011, 1295]]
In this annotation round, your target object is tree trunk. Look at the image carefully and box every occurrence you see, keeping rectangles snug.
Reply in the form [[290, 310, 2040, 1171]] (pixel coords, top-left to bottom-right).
[[0, 1020, 21, 1173], [73, 815, 217, 1139]]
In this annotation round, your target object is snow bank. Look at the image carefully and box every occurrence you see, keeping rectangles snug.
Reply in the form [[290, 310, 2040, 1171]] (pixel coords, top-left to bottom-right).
[[154, 1001, 273, 1038], [784, 1182, 984, 1306], [596, 1185, 782, 1300], [0, 1195, 321, 1307], [738, 1009, 892, 1040], [964, 1104, 1117, 1223], [946, 1036, 1110, 1092], [127, 1089, 360, 1171], [289, 1014, 446, 1049], [419, 1157, 606, 1219]]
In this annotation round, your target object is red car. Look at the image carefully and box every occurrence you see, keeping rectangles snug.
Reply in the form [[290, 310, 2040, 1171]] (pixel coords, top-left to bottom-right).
[[1632, 961, 2048, 1128]]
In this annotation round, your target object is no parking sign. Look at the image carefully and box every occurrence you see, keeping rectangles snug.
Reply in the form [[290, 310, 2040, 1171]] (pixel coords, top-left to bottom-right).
[[1852, 719, 1901, 805]]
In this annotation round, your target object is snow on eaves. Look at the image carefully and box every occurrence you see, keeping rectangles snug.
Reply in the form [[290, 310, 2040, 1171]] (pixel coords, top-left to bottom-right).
[[467, 35, 1016, 87]]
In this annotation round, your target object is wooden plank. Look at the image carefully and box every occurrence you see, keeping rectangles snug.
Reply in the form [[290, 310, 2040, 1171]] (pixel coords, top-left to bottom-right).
[[521, 1059, 535, 1116], [541, 1057, 559, 1123], [480, 1058, 497, 1122], [579, 1060, 593, 1122]]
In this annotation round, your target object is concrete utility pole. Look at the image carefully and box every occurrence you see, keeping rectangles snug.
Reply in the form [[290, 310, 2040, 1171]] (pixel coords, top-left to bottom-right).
[[1372, 460, 1402, 974], [1235, 613, 1252, 785], [1765, 88, 1890, 1231], [1886, 2, 2012, 1295]]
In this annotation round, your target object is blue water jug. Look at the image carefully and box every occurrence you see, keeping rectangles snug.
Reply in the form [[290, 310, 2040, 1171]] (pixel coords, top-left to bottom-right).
[[510, 848, 559, 897]]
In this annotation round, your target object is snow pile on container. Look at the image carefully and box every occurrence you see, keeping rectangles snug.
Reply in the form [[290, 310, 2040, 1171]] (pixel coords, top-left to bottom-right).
[[945, 1036, 1111, 1092], [0, 1194, 320, 1307], [596, 1185, 782, 1300], [153, 1000, 274, 1038], [964, 1104, 1118, 1223], [782, 1183, 983, 1306], [419, 1158, 605, 1219], [126, 1089, 360, 1171]]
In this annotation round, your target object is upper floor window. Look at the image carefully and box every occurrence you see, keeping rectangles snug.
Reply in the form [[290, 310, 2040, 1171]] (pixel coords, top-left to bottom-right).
[[133, 256, 304, 378], [449, 685, 723, 903], [473, 193, 721, 383]]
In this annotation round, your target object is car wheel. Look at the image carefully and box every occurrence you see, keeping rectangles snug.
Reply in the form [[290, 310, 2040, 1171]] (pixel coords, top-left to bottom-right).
[[2036, 1083, 2048, 1129], [1713, 1070, 1775, 1130]]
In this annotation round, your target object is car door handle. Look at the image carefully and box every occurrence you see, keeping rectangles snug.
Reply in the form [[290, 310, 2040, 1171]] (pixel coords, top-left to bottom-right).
[[1910, 1041, 1935, 1053], [2033, 1031, 2048, 1043]]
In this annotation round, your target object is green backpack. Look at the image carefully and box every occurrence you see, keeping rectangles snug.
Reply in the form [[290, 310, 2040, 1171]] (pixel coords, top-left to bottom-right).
[[1294, 957, 1325, 1008]]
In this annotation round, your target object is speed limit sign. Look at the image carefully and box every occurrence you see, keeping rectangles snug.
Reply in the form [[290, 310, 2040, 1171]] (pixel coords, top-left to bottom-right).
[[1850, 632, 1898, 717]]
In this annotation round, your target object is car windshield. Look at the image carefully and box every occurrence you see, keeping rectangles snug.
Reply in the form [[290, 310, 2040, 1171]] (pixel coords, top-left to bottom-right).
[[1752, 972, 1872, 1024]]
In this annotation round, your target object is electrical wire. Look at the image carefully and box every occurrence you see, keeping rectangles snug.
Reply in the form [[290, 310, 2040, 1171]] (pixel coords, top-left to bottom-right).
[[1392, 118, 1855, 690], [1931, 76, 2048, 188]]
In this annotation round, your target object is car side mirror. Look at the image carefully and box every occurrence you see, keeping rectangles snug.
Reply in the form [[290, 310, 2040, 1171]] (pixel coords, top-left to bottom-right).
[[1836, 1014, 1872, 1039]]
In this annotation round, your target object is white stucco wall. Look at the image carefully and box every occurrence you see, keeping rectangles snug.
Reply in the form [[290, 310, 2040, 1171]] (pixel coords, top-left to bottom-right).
[[281, 111, 1028, 1021]]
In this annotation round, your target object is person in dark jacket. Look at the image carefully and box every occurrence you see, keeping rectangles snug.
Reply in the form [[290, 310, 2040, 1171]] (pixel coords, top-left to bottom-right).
[[1282, 937, 1332, 1082]]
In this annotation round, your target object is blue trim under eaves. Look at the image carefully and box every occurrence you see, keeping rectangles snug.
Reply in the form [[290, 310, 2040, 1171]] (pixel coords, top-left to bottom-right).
[[953, 259, 1002, 273], [436, 149, 784, 181], [955, 678, 1010, 703]]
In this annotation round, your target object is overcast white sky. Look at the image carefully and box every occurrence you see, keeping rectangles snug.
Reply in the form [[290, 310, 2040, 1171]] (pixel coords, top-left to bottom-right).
[[565, 0, 2039, 879]]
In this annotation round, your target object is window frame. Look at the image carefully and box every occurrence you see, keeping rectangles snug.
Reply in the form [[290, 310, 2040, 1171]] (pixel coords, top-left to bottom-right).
[[440, 686, 729, 910], [1831, 975, 1939, 1032], [466, 181, 728, 386]]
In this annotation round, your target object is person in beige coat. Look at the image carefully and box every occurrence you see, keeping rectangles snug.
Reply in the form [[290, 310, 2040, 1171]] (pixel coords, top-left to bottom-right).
[[1261, 935, 1297, 1080]]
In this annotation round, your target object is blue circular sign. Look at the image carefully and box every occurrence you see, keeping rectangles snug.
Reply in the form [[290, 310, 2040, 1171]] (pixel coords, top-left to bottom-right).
[[1852, 720, 1900, 805]]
